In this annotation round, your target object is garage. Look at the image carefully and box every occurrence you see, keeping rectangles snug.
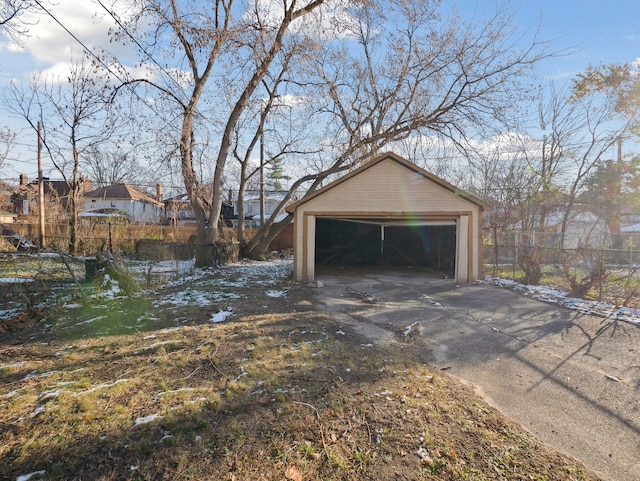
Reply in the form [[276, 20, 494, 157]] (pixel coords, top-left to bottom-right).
[[315, 219, 457, 276], [286, 152, 489, 283]]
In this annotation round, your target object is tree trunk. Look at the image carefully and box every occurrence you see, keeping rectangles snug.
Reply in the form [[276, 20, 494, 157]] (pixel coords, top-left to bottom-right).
[[243, 215, 292, 259]]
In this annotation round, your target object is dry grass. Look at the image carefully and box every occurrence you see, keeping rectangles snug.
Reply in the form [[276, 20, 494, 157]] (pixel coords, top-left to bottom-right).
[[0, 265, 601, 481]]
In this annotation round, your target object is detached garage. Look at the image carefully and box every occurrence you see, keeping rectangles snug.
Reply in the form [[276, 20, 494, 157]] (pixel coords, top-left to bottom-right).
[[286, 152, 489, 283]]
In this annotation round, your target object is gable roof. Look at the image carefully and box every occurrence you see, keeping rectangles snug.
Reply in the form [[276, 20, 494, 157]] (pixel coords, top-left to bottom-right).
[[85, 184, 163, 206], [286, 152, 491, 213]]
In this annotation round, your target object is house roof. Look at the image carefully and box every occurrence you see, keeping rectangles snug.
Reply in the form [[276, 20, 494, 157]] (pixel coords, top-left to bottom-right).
[[16, 179, 73, 199], [286, 152, 491, 213], [85, 184, 163, 206], [164, 192, 232, 208]]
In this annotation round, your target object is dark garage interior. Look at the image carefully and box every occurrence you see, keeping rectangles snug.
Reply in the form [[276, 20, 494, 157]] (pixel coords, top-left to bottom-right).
[[315, 218, 456, 276]]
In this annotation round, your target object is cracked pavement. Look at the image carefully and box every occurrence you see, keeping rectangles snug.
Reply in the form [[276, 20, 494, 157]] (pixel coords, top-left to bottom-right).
[[312, 267, 640, 481]]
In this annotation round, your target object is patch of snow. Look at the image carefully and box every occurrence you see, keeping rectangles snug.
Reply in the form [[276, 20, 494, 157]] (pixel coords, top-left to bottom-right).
[[211, 309, 234, 323], [38, 390, 61, 402], [22, 370, 38, 381], [152, 388, 197, 402], [63, 303, 83, 309], [234, 366, 247, 382], [2, 389, 22, 398], [74, 315, 108, 326], [154, 288, 241, 309], [335, 330, 346, 336], [265, 289, 286, 298], [0, 278, 33, 283], [16, 470, 46, 481], [30, 405, 45, 417], [485, 276, 640, 326], [131, 414, 164, 428], [134, 341, 181, 354], [0, 361, 27, 370], [54, 346, 74, 356], [403, 321, 419, 337], [0, 308, 22, 320], [85, 378, 130, 394]]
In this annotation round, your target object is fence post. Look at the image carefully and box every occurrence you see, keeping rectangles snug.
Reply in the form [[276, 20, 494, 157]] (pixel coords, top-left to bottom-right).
[[513, 231, 518, 281], [598, 247, 604, 302], [630, 241, 634, 278]]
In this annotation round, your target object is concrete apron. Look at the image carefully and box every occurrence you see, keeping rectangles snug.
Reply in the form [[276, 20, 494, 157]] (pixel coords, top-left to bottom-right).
[[312, 268, 640, 481]]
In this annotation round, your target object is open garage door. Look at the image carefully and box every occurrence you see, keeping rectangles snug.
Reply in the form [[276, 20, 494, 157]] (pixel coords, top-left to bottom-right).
[[315, 218, 457, 277]]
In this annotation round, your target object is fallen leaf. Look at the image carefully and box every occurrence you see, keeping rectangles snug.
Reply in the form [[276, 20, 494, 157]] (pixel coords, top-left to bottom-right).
[[285, 465, 303, 481]]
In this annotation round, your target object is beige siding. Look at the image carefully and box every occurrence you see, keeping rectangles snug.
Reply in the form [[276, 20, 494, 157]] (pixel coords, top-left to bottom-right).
[[291, 156, 484, 283], [301, 161, 473, 214]]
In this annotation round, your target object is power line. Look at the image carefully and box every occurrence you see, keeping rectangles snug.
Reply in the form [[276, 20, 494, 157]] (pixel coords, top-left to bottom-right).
[[94, 0, 189, 106], [30, 0, 178, 121]]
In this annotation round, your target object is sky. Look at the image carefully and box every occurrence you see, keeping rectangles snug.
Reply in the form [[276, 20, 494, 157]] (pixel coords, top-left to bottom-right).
[[0, 0, 639, 183]]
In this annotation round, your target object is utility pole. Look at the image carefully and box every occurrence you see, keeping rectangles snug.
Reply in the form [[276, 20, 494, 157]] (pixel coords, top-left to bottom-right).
[[259, 122, 265, 227], [37, 121, 45, 249], [617, 136, 622, 162]]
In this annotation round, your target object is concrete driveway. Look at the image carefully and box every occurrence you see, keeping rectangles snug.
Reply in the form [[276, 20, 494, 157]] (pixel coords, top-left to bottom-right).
[[311, 268, 640, 481]]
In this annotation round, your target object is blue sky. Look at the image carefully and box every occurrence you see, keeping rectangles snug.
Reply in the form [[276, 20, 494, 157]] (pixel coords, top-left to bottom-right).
[[515, 0, 639, 78], [1, 0, 639, 181]]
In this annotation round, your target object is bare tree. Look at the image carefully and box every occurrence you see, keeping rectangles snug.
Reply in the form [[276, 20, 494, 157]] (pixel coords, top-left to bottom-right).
[[0, 0, 38, 46], [242, 0, 548, 258], [7, 59, 118, 254], [103, 0, 548, 262], [105, 0, 325, 265], [84, 147, 143, 188], [0, 126, 17, 171]]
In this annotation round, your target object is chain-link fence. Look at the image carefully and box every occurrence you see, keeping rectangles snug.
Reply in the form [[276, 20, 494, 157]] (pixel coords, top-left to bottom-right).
[[484, 229, 640, 270]]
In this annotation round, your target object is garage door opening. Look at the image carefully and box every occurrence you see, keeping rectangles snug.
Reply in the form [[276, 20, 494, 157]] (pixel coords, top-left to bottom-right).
[[315, 218, 456, 276]]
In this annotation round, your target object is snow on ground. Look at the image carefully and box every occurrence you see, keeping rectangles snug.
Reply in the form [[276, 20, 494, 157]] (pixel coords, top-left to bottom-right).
[[0, 307, 23, 321], [265, 289, 286, 298], [15, 470, 46, 481], [484, 276, 640, 326], [210, 309, 234, 323], [131, 414, 164, 428], [151, 258, 292, 312]]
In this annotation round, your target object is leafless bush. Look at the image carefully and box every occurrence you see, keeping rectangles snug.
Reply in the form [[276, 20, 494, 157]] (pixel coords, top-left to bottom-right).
[[562, 247, 608, 299]]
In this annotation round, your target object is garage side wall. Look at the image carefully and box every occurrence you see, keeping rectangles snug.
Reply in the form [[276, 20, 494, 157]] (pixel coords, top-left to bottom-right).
[[291, 159, 483, 282]]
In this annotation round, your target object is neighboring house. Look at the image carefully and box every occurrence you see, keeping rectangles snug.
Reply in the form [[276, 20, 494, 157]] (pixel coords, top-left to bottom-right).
[[11, 174, 93, 218], [620, 202, 640, 234], [232, 190, 288, 227], [508, 205, 610, 249], [539, 209, 608, 249], [83, 184, 164, 224], [163, 193, 234, 227]]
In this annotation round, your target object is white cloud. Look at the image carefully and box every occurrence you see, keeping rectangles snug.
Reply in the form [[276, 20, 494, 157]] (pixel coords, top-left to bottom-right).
[[18, 0, 134, 68]]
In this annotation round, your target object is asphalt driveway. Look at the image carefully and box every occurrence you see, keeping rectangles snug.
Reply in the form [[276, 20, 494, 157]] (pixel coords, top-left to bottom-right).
[[311, 268, 640, 481]]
